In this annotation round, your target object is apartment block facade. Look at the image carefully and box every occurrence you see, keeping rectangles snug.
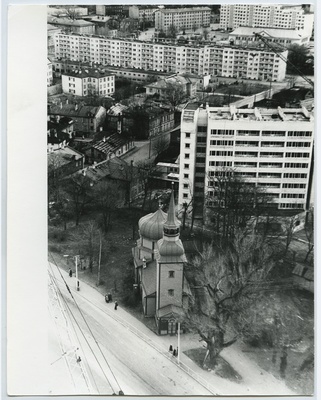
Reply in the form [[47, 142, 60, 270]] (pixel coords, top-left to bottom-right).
[[129, 6, 158, 22], [54, 33, 287, 81], [178, 104, 314, 215], [61, 68, 115, 97], [219, 4, 314, 35], [155, 7, 211, 32]]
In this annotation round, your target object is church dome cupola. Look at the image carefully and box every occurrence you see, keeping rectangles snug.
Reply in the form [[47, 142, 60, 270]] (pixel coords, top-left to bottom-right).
[[138, 208, 167, 241]]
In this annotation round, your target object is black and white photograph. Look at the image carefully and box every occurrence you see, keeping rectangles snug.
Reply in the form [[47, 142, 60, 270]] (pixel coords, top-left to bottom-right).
[[5, 2, 317, 398]]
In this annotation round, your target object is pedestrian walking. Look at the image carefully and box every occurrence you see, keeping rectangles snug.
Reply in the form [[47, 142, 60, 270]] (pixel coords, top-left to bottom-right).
[[169, 345, 173, 352], [114, 301, 118, 310], [68, 268, 72, 277], [108, 293, 113, 302], [105, 294, 109, 303], [173, 349, 176, 357]]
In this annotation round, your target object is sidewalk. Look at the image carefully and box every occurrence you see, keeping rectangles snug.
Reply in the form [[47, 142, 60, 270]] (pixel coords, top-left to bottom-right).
[[50, 263, 295, 396]]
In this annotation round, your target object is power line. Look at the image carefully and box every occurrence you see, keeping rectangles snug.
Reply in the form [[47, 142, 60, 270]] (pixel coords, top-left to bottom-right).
[[48, 264, 94, 394], [48, 256, 116, 394], [48, 262, 101, 394], [49, 252, 124, 395]]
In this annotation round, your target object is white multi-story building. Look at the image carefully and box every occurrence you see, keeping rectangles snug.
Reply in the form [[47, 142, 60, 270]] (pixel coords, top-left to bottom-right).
[[129, 6, 158, 22], [61, 68, 115, 97], [178, 104, 314, 214], [155, 7, 211, 32], [219, 5, 314, 36], [54, 33, 288, 81], [229, 26, 311, 47]]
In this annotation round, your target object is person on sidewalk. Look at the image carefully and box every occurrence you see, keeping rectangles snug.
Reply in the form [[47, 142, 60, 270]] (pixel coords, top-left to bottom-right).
[[105, 294, 109, 303], [114, 301, 118, 310], [169, 345, 173, 352], [68, 268, 72, 277]]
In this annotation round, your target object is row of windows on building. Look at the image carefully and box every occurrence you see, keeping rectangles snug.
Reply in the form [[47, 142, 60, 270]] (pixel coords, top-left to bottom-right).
[[206, 130, 312, 137]]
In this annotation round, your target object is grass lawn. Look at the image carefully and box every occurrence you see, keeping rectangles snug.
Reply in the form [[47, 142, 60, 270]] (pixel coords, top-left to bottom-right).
[[185, 348, 243, 382]]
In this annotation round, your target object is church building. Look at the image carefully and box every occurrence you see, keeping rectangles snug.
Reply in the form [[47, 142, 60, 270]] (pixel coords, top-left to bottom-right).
[[132, 190, 190, 335]]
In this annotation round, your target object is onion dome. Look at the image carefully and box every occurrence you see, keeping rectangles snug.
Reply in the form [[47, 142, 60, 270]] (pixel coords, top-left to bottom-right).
[[138, 208, 167, 241], [158, 239, 185, 258]]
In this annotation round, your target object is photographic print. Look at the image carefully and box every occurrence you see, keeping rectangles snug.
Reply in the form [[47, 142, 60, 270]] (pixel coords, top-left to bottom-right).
[[46, 3, 314, 396]]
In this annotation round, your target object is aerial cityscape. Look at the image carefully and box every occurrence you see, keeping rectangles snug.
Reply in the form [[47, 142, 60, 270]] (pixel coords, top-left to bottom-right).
[[47, 4, 314, 396]]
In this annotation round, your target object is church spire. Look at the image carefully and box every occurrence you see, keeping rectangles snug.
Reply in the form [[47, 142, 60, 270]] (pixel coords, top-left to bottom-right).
[[163, 186, 180, 237]]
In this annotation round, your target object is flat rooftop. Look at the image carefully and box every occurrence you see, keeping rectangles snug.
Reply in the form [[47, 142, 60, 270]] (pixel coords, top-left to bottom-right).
[[56, 32, 287, 53], [205, 106, 313, 122]]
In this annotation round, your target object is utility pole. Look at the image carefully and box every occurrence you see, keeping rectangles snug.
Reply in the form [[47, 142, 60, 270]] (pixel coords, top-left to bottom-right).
[[75, 255, 80, 291], [177, 322, 181, 364], [97, 231, 102, 286]]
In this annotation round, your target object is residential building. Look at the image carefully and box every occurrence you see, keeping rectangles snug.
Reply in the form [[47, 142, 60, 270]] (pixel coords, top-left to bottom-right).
[[48, 115, 74, 144], [48, 17, 95, 34], [47, 58, 53, 86], [96, 5, 129, 16], [96, 5, 106, 16], [228, 27, 311, 47], [48, 102, 106, 134], [84, 133, 134, 163], [219, 5, 314, 36], [61, 68, 115, 97], [77, 157, 141, 206], [155, 7, 211, 32], [129, 6, 158, 22], [132, 190, 190, 334], [48, 144, 85, 179], [52, 59, 174, 82], [54, 33, 288, 81], [124, 106, 175, 140], [48, 24, 62, 56], [145, 75, 196, 99], [178, 104, 314, 217], [180, 73, 211, 90]]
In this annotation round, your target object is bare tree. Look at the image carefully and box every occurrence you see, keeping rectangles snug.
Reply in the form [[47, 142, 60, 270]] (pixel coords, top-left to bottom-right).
[[202, 28, 209, 40], [152, 134, 169, 157], [283, 216, 296, 257], [206, 168, 267, 240], [71, 221, 100, 272], [162, 81, 186, 110], [64, 173, 92, 226], [167, 24, 178, 38], [65, 7, 81, 20], [304, 209, 314, 262], [92, 181, 123, 233], [136, 159, 159, 211], [235, 291, 307, 378], [185, 230, 275, 367]]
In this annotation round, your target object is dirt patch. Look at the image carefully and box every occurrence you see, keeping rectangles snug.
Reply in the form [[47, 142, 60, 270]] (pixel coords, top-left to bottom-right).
[[185, 348, 243, 382]]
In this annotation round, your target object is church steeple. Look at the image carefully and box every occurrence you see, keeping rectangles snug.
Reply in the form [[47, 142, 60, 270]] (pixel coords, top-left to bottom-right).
[[163, 188, 180, 237]]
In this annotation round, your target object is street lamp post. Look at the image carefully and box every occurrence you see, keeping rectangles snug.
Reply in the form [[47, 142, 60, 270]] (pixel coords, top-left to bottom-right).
[[177, 322, 181, 364]]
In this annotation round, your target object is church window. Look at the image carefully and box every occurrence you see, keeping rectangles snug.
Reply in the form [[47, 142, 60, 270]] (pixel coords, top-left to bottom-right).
[[168, 289, 174, 296], [169, 271, 175, 278]]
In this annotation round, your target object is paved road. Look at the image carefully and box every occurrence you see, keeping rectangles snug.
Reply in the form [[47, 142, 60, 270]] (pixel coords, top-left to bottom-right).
[[49, 263, 212, 396]]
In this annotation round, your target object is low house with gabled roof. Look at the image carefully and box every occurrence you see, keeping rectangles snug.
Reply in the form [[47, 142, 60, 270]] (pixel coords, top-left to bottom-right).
[[84, 133, 134, 163], [48, 102, 106, 134]]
